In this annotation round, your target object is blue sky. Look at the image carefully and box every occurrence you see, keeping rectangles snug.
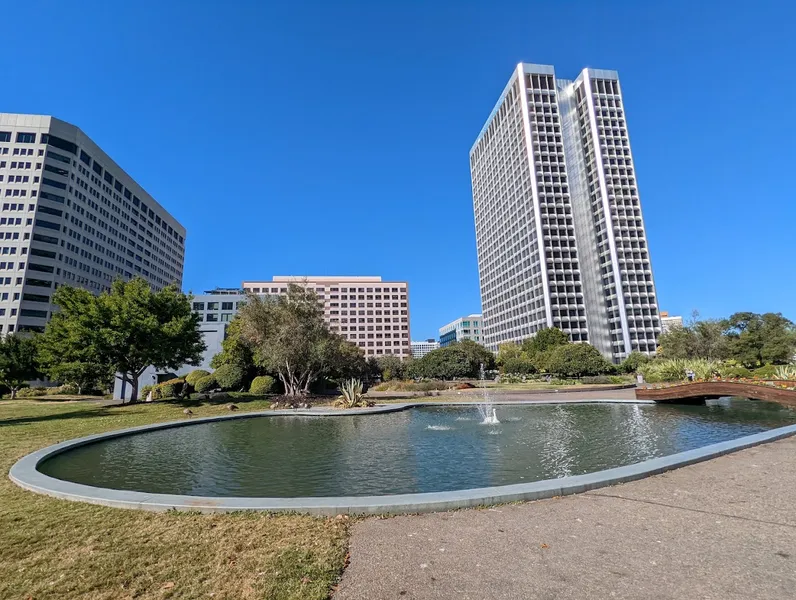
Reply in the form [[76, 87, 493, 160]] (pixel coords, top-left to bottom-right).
[[2, 0, 794, 339]]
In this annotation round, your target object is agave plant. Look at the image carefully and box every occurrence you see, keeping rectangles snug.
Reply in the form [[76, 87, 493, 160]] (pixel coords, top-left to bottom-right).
[[334, 378, 372, 408], [773, 365, 796, 381]]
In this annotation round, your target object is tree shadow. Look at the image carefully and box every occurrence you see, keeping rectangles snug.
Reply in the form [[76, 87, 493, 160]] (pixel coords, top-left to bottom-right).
[[0, 405, 143, 427]]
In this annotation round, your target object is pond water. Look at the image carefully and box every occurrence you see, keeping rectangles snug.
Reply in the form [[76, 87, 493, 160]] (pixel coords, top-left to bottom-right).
[[39, 399, 796, 497]]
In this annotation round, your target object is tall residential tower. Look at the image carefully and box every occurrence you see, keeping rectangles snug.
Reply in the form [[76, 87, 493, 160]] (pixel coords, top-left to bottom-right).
[[469, 64, 660, 362], [0, 114, 186, 334]]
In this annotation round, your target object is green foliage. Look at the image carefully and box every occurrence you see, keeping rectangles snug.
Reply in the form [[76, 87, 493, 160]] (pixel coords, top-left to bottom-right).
[[546, 343, 613, 377], [376, 354, 405, 381], [640, 358, 721, 382], [581, 375, 627, 385], [751, 364, 780, 379], [139, 384, 154, 401], [236, 285, 358, 396], [249, 375, 275, 395], [194, 375, 217, 393], [209, 317, 259, 386], [724, 312, 796, 367], [717, 364, 752, 379], [497, 343, 536, 375], [334, 378, 372, 408], [773, 365, 796, 381], [619, 351, 651, 374], [40, 279, 206, 403], [213, 364, 245, 391], [185, 369, 211, 389], [0, 335, 42, 399], [372, 380, 452, 392], [409, 340, 494, 380], [156, 378, 185, 399], [521, 327, 570, 355]]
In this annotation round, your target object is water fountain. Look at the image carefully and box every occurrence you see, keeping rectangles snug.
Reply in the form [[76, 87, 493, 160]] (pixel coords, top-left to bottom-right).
[[476, 363, 500, 425]]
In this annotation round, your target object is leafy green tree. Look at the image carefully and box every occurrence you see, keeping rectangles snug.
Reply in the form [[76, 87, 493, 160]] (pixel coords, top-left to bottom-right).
[[236, 284, 349, 396], [41, 278, 205, 404], [619, 351, 651, 374], [522, 327, 570, 355], [725, 312, 796, 367], [407, 341, 493, 380], [209, 316, 260, 386], [325, 338, 369, 382], [546, 343, 613, 377], [376, 354, 405, 381], [657, 312, 729, 361], [457, 339, 496, 373], [497, 343, 536, 374], [0, 335, 41, 399], [38, 286, 113, 394]]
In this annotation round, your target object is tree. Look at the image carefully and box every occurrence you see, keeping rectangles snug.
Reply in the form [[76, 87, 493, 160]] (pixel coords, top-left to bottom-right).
[[325, 338, 369, 382], [497, 343, 536, 374], [457, 339, 496, 373], [41, 278, 205, 404], [619, 351, 651, 374], [210, 316, 260, 386], [38, 287, 114, 394], [656, 312, 729, 361], [407, 341, 493, 380], [546, 343, 613, 377], [725, 312, 796, 367], [522, 327, 570, 355], [236, 284, 347, 396], [376, 354, 405, 381], [0, 335, 41, 399]]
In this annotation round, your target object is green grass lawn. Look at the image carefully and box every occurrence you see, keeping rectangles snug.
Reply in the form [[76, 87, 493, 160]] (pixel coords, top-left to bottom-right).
[[0, 397, 350, 600]]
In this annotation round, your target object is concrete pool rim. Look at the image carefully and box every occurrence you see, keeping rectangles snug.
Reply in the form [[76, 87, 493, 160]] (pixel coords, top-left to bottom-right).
[[9, 399, 796, 515]]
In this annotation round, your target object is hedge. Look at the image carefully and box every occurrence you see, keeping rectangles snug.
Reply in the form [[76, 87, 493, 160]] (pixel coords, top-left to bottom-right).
[[194, 375, 217, 393], [249, 375, 275, 395], [213, 364, 244, 391]]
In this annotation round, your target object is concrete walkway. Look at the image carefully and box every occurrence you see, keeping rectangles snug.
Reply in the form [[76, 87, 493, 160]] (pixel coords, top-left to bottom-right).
[[336, 435, 796, 600]]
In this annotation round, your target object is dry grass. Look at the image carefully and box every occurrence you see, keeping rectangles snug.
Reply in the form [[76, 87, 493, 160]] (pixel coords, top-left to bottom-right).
[[0, 398, 350, 600]]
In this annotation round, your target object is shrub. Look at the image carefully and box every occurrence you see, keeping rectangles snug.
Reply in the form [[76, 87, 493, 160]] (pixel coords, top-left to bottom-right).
[[53, 383, 79, 395], [752, 364, 779, 379], [547, 344, 613, 377], [718, 365, 752, 379], [250, 375, 275, 395], [213, 364, 245, 390], [16, 387, 49, 398], [194, 375, 217, 393], [139, 384, 154, 401], [773, 365, 796, 381], [185, 369, 211, 389], [156, 378, 185, 399]]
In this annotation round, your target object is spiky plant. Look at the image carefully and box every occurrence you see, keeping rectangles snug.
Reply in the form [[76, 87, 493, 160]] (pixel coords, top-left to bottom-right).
[[773, 365, 796, 381], [334, 378, 366, 408]]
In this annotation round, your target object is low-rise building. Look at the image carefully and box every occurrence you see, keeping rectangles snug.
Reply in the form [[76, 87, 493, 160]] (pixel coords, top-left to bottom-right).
[[411, 339, 439, 359], [242, 276, 411, 358], [660, 311, 684, 334], [439, 314, 484, 347]]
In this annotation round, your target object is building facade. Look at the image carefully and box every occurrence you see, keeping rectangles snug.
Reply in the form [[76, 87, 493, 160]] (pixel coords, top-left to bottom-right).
[[0, 114, 186, 335], [242, 276, 411, 358], [411, 339, 439, 358], [470, 64, 661, 361], [439, 314, 484, 347], [660, 311, 683, 334]]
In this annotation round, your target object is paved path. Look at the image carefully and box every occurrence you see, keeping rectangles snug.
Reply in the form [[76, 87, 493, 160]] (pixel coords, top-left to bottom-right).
[[336, 436, 796, 600]]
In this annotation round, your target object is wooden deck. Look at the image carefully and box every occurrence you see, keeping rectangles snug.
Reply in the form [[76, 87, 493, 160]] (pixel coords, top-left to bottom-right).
[[636, 381, 796, 408]]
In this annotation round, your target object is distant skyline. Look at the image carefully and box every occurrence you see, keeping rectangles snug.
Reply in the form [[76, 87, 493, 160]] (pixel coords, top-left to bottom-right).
[[2, 0, 794, 339]]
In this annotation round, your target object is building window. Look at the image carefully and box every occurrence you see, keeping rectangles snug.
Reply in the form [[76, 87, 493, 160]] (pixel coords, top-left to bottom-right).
[[221, 302, 233, 310], [207, 302, 219, 310], [206, 313, 219, 322], [193, 302, 205, 311], [16, 133, 36, 143]]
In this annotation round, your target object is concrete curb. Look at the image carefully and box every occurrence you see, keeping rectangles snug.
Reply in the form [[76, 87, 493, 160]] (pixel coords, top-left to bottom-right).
[[10, 401, 796, 515]]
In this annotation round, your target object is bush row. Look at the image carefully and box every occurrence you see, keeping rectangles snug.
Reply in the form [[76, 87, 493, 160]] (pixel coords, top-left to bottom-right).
[[139, 370, 277, 400]]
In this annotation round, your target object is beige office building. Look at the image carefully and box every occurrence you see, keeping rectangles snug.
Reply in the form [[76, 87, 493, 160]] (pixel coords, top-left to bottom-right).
[[241, 276, 411, 358]]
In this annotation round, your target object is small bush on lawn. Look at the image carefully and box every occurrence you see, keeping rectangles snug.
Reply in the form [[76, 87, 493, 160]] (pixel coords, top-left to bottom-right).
[[53, 383, 79, 395], [185, 369, 211, 389], [249, 375, 275, 395], [213, 364, 245, 391], [139, 384, 154, 401], [156, 378, 185, 399], [15, 387, 49, 398], [195, 375, 217, 393]]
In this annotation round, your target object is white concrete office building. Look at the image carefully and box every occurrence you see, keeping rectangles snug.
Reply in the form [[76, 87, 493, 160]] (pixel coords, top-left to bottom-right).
[[439, 314, 484, 347], [470, 64, 661, 361], [411, 339, 439, 358], [0, 114, 186, 335]]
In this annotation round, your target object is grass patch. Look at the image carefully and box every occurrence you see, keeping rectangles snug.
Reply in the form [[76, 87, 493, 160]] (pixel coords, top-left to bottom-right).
[[0, 399, 350, 599]]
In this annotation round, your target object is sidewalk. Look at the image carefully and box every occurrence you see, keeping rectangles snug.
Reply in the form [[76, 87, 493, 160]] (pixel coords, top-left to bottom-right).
[[336, 435, 796, 599]]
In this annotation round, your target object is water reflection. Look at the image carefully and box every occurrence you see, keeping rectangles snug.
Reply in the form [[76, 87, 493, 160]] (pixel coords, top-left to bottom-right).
[[39, 399, 796, 497]]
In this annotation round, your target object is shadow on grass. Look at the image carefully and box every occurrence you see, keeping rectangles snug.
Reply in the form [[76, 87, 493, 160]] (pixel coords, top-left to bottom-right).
[[0, 405, 135, 427]]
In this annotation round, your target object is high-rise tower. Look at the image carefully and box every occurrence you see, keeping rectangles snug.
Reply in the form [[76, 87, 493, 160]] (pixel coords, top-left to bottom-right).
[[470, 64, 661, 361]]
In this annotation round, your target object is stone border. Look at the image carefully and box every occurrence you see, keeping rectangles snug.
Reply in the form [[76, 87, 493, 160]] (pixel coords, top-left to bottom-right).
[[10, 401, 796, 515]]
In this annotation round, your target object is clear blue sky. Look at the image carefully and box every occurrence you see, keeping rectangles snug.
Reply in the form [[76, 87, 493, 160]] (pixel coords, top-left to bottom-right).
[[2, 0, 794, 339]]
